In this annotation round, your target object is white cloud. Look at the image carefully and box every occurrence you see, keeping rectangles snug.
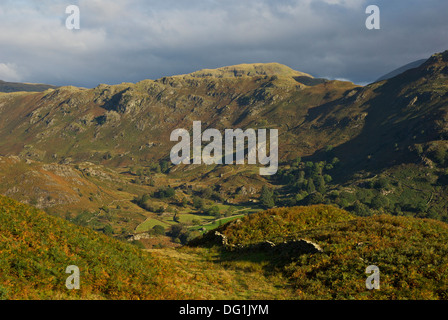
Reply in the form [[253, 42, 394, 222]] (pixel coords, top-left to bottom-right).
[[0, 63, 21, 82], [319, 0, 365, 8], [0, 0, 446, 86]]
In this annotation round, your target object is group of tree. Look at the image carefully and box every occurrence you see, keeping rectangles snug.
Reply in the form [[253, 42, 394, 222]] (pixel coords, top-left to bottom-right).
[[196, 187, 224, 202], [259, 185, 275, 209], [152, 186, 176, 199], [191, 195, 221, 217], [130, 160, 171, 179], [279, 157, 337, 195], [273, 154, 448, 221], [167, 224, 201, 244]]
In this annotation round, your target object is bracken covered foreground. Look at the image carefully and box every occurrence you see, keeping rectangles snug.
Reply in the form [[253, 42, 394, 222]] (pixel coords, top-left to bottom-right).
[[1, 196, 448, 300]]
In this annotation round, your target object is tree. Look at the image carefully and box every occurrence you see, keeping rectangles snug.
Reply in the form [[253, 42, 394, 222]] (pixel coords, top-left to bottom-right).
[[306, 178, 316, 194], [192, 196, 204, 210], [306, 192, 324, 205], [296, 171, 306, 189], [292, 157, 301, 168], [152, 225, 166, 235], [433, 147, 447, 166], [315, 175, 326, 194], [260, 185, 275, 208], [206, 205, 221, 218], [179, 197, 188, 207], [295, 191, 308, 203], [331, 157, 340, 166], [313, 162, 325, 176], [200, 187, 213, 199], [353, 201, 372, 216], [305, 161, 314, 176], [168, 224, 186, 238], [374, 177, 390, 190], [180, 230, 201, 244], [160, 160, 170, 173], [371, 194, 390, 210], [153, 187, 175, 199]]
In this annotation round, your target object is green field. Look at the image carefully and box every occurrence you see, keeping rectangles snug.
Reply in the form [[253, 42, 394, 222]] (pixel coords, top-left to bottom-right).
[[192, 214, 246, 231]]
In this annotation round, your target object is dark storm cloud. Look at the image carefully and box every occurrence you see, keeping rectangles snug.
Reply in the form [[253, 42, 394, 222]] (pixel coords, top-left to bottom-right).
[[0, 0, 447, 87]]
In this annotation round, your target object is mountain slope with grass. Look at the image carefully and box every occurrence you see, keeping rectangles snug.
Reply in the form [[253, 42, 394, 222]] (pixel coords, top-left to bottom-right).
[[375, 59, 427, 82], [0, 51, 448, 251], [0, 194, 186, 299], [0, 194, 300, 300], [189, 205, 448, 300], [0, 62, 358, 166], [3, 197, 448, 300]]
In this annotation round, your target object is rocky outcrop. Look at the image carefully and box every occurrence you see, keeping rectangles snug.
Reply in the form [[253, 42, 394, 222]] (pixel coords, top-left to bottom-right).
[[126, 232, 151, 242], [226, 238, 323, 255], [188, 227, 323, 256], [189, 230, 229, 247]]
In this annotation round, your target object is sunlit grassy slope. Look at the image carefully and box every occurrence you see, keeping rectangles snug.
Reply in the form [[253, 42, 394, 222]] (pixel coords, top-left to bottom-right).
[[0, 195, 185, 299], [191, 205, 448, 300], [2, 195, 448, 300], [0, 195, 294, 300]]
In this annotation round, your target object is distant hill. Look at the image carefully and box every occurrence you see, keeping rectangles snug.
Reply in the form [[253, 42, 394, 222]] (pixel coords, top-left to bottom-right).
[[186, 62, 312, 78], [0, 62, 358, 166], [375, 58, 427, 82], [0, 51, 448, 250], [0, 80, 58, 93]]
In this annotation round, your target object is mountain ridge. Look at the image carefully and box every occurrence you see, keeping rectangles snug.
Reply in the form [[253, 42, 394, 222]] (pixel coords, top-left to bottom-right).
[[0, 80, 58, 93], [184, 62, 313, 79], [375, 58, 427, 82], [0, 50, 447, 245], [1, 51, 448, 300]]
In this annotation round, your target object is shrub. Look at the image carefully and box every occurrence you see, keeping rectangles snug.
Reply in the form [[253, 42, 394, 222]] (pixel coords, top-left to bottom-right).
[[192, 196, 204, 209], [259, 185, 275, 209], [102, 224, 114, 236], [153, 187, 176, 199], [152, 225, 166, 235]]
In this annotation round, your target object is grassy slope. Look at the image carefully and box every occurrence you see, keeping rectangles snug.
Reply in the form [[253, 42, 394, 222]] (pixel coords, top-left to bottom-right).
[[0, 195, 295, 300], [216, 205, 355, 246], [0, 194, 180, 299], [283, 214, 448, 299], [2, 195, 448, 300], [191, 205, 448, 300]]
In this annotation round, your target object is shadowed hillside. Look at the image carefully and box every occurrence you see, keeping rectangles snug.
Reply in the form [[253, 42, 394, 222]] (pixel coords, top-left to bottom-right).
[[0, 80, 58, 93]]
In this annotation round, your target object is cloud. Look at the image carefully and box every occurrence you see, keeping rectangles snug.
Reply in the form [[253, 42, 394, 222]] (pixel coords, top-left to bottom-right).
[[0, 63, 21, 82], [0, 0, 447, 87]]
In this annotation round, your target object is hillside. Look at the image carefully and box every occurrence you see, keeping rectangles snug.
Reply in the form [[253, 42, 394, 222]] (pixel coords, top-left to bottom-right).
[[0, 194, 183, 299], [0, 194, 298, 299], [0, 63, 357, 165], [0, 51, 447, 250], [189, 205, 448, 299], [375, 59, 427, 82], [0, 80, 58, 93], [3, 197, 448, 300], [0, 61, 360, 240]]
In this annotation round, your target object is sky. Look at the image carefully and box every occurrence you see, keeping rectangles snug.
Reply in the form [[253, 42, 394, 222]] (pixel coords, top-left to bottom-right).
[[0, 0, 447, 88]]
